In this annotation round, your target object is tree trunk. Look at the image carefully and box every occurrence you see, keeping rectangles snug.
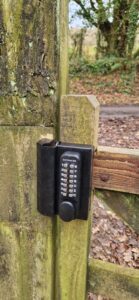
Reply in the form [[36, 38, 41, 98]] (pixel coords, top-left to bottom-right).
[[96, 0, 138, 58], [79, 28, 86, 58], [112, 0, 129, 57]]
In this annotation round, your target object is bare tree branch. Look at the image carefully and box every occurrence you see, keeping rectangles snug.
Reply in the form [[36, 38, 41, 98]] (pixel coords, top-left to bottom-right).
[[74, 0, 97, 26], [89, 0, 98, 12]]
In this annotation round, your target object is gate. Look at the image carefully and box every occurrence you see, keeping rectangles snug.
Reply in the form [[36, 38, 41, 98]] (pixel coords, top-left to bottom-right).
[[0, 1, 139, 300]]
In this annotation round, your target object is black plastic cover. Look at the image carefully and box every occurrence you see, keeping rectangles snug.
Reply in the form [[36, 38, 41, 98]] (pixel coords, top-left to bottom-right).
[[37, 139, 57, 216], [37, 140, 93, 220]]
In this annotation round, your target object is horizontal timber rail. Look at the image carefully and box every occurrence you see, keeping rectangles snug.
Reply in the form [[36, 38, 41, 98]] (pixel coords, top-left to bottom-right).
[[93, 146, 139, 195], [88, 258, 139, 300]]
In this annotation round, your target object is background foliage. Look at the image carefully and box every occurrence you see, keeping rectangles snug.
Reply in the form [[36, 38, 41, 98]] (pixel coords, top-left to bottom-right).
[[69, 0, 139, 93]]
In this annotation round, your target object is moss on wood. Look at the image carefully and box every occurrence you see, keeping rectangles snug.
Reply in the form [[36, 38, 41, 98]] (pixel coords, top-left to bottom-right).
[[56, 95, 100, 300], [96, 189, 139, 234], [0, 219, 55, 300], [0, 0, 57, 126], [0, 126, 53, 222], [0, 0, 69, 299], [88, 258, 139, 300], [0, 223, 21, 300]]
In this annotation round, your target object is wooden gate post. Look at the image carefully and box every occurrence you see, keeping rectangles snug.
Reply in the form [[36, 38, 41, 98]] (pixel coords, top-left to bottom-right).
[[56, 95, 99, 300], [0, 1, 68, 299]]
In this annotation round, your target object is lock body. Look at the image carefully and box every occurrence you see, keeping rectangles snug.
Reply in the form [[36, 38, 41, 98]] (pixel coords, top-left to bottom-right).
[[37, 140, 93, 221], [37, 139, 57, 216]]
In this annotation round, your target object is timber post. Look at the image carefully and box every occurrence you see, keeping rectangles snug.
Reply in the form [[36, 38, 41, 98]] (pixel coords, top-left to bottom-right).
[[56, 95, 99, 300], [0, 1, 68, 299]]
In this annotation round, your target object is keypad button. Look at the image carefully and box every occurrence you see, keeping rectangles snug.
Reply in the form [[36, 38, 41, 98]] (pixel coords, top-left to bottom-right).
[[61, 178, 67, 182], [69, 184, 74, 188], [69, 180, 74, 184], [69, 193, 76, 198], [62, 163, 68, 168], [62, 192, 67, 197], [61, 168, 68, 173], [61, 182, 67, 187], [69, 194, 74, 198], [62, 173, 68, 178], [70, 164, 75, 169], [69, 189, 74, 193], [69, 170, 74, 174], [61, 186, 67, 191], [61, 185, 67, 189]]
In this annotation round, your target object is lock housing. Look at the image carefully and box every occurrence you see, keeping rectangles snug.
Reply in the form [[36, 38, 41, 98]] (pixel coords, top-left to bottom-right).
[[37, 140, 93, 221]]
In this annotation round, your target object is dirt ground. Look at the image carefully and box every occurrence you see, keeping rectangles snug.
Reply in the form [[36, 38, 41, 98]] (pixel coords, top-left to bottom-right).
[[69, 72, 139, 105]]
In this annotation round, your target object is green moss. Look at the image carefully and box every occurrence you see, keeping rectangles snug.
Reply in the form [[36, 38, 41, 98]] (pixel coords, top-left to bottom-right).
[[0, 0, 58, 126], [0, 219, 55, 300], [2, 0, 23, 81], [95, 189, 139, 233], [0, 94, 55, 126], [0, 223, 21, 300], [88, 258, 139, 300]]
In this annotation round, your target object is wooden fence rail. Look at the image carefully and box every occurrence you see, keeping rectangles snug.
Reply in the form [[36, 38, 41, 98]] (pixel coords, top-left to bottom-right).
[[88, 258, 139, 300], [92, 146, 139, 234], [93, 146, 139, 195]]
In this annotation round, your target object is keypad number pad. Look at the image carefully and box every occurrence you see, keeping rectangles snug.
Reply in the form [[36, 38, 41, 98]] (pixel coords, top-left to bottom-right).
[[59, 152, 81, 201]]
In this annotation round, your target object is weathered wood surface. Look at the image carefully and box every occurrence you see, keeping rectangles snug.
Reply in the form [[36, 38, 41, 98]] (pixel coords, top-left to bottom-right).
[[93, 146, 139, 234], [60, 95, 99, 148], [0, 0, 57, 126], [0, 219, 55, 300], [56, 95, 99, 300], [0, 127, 55, 300], [0, 126, 53, 221], [0, 0, 68, 299], [96, 189, 139, 234], [88, 258, 139, 300], [57, 0, 69, 98], [93, 146, 139, 195], [55, 0, 69, 138]]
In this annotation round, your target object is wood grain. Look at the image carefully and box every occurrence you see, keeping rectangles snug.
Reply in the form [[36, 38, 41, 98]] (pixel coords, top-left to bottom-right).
[[93, 146, 139, 195], [0, 0, 68, 299], [56, 95, 100, 300], [0, 126, 55, 300], [0, 126, 53, 221], [88, 258, 139, 300]]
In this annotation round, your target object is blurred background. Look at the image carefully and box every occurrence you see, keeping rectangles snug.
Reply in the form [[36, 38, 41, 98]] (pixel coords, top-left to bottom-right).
[[69, 0, 139, 105]]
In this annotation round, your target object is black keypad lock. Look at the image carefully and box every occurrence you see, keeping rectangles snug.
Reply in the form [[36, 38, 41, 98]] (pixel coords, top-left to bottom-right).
[[37, 140, 93, 222]]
